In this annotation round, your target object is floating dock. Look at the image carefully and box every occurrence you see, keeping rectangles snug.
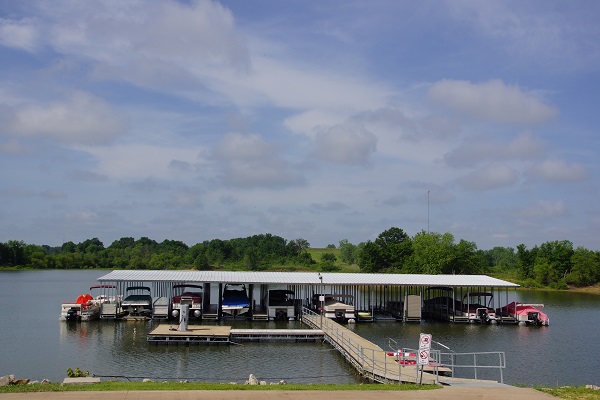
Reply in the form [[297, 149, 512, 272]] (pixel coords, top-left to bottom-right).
[[147, 325, 232, 345], [147, 325, 323, 345]]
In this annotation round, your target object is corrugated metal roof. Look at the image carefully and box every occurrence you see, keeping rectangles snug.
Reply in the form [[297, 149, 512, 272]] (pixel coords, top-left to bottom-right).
[[98, 270, 519, 287]]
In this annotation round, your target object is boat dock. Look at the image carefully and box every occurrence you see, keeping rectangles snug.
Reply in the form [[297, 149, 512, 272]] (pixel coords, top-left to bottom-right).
[[147, 325, 324, 345], [145, 305, 505, 386], [95, 270, 524, 324]]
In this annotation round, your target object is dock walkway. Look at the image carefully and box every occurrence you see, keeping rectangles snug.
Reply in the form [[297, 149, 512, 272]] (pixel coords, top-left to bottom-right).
[[302, 310, 502, 386], [302, 311, 429, 384]]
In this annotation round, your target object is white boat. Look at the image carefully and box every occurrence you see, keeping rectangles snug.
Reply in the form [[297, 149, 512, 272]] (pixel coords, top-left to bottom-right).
[[59, 285, 116, 321], [121, 286, 153, 318], [314, 294, 355, 323], [460, 292, 498, 323]]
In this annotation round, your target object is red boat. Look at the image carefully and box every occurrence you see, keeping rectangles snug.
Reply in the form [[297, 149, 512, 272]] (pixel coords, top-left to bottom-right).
[[171, 284, 203, 319], [498, 302, 549, 326]]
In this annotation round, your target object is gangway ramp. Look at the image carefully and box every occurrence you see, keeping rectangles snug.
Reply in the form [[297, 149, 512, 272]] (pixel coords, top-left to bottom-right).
[[302, 309, 505, 386], [302, 310, 433, 384]]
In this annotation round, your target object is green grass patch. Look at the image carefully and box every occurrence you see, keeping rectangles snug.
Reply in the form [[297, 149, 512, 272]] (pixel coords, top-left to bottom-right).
[[535, 385, 600, 399], [0, 381, 439, 393], [307, 248, 360, 273]]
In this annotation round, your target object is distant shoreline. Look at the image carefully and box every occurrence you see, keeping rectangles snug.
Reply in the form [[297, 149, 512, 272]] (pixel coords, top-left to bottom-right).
[[1, 268, 600, 295]]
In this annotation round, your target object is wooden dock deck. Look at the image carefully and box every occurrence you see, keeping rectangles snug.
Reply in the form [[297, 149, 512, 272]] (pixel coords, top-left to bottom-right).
[[147, 325, 232, 344]]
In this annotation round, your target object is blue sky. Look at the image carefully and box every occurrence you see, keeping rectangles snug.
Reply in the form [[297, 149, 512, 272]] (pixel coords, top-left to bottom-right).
[[1, 1, 599, 251]]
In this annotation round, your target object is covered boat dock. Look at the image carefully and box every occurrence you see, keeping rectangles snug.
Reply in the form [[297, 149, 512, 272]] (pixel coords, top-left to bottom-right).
[[97, 270, 520, 323]]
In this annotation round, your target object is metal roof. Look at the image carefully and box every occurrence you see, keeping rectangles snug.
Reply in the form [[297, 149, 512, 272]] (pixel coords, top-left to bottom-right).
[[98, 270, 519, 288]]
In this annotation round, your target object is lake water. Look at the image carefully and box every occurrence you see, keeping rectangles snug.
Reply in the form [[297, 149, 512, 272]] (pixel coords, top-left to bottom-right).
[[0, 270, 598, 386]]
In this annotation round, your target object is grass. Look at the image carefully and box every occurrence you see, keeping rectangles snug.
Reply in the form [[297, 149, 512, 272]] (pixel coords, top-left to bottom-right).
[[535, 385, 600, 399], [306, 248, 360, 273], [5, 382, 600, 397], [0, 381, 438, 393]]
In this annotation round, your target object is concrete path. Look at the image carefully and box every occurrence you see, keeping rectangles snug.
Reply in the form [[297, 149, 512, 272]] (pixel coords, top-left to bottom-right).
[[0, 387, 556, 400]]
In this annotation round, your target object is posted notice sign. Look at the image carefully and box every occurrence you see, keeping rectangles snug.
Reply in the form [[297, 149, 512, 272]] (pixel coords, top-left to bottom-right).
[[417, 333, 432, 366]]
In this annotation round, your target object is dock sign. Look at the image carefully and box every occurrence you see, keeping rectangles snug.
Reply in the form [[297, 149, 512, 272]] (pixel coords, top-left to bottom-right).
[[418, 333, 432, 366]]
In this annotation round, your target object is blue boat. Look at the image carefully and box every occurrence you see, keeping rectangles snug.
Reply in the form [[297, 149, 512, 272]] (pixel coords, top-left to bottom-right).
[[221, 284, 249, 317]]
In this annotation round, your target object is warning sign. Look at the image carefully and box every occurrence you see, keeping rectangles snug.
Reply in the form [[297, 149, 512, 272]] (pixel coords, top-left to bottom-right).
[[417, 333, 432, 366], [418, 349, 430, 365], [419, 333, 432, 349]]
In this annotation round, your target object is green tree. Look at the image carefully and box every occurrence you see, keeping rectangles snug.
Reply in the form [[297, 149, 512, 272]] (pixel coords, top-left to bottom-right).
[[78, 238, 104, 253], [193, 253, 210, 270], [2, 240, 28, 266], [568, 247, 600, 286], [320, 252, 339, 271], [538, 240, 573, 281], [451, 240, 486, 274], [405, 231, 455, 274], [338, 239, 359, 264], [533, 257, 552, 285], [244, 247, 262, 270], [517, 244, 537, 279], [357, 241, 382, 272], [373, 227, 412, 271], [484, 246, 518, 271]]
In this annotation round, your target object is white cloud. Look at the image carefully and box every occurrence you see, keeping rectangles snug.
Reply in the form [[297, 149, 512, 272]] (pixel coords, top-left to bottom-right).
[[284, 109, 348, 137], [5, 91, 127, 145], [428, 79, 557, 124], [219, 55, 390, 112], [515, 200, 567, 219], [456, 164, 518, 191], [528, 159, 587, 183], [312, 123, 377, 166], [447, 1, 600, 72], [80, 143, 205, 180], [0, 17, 37, 52], [444, 132, 545, 168], [214, 132, 305, 188], [43, 1, 250, 71]]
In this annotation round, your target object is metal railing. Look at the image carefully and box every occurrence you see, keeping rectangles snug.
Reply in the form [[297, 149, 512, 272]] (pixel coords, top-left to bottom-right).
[[302, 307, 425, 384], [302, 307, 507, 385], [387, 337, 506, 383]]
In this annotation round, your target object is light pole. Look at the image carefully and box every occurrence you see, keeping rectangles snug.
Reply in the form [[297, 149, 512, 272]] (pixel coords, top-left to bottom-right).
[[318, 273, 323, 328], [427, 190, 430, 234]]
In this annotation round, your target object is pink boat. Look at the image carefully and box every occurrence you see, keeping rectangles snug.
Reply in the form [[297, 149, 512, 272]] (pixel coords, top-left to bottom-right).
[[499, 302, 549, 326]]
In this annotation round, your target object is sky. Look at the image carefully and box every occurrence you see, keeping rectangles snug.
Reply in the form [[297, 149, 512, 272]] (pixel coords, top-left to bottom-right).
[[1, 1, 599, 251]]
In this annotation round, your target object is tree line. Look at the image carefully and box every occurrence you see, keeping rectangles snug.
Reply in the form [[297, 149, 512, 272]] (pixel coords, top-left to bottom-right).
[[1, 227, 599, 288], [0, 234, 314, 271], [338, 228, 599, 288]]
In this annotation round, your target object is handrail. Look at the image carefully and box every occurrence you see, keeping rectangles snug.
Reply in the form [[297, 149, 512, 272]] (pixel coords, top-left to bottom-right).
[[304, 308, 506, 384]]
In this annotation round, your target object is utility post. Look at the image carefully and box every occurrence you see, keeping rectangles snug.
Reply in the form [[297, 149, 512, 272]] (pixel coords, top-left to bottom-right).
[[318, 273, 324, 328]]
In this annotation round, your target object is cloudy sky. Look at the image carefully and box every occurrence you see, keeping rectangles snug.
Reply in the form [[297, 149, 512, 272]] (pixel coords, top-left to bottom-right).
[[1, 1, 599, 251]]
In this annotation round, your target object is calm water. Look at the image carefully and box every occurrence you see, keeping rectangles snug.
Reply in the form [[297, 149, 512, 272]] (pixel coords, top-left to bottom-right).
[[0, 270, 598, 386]]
